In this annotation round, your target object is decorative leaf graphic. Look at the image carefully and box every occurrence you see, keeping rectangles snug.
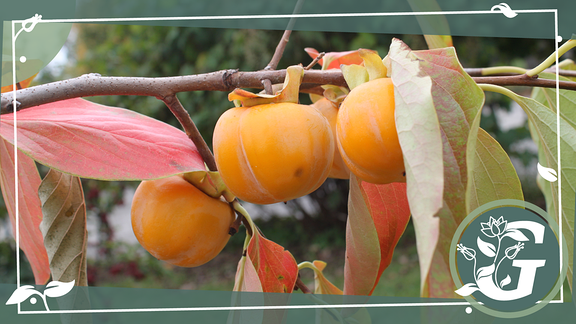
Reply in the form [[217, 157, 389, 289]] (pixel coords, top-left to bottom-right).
[[500, 275, 512, 288], [0, 137, 50, 284], [0, 98, 204, 181], [477, 236, 496, 258], [454, 283, 479, 297], [5, 285, 40, 305], [476, 263, 495, 280], [44, 280, 76, 298], [537, 162, 558, 182], [502, 229, 529, 242], [38, 169, 88, 286]]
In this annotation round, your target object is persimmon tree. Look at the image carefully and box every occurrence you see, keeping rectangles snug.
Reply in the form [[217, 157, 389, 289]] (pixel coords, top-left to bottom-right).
[[2, 24, 576, 320]]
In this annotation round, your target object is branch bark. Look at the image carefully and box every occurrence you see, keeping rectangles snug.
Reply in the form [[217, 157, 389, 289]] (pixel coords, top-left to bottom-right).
[[3, 69, 576, 114]]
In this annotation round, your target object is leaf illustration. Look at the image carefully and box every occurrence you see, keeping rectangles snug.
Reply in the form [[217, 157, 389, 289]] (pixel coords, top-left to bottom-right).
[[5, 285, 40, 305], [466, 128, 524, 213], [344, 175, 410, 296], [38, 169, 88, 285], [537, 162, 558, 182], [500, 275, 512, 288], [0, 137, 50, 284], [477, 236, 496, 258], [44, 280, 76, 298], [454, 283, 479, 297], [0, 98, 204, 181], [476, 263, 495, 280], [502, 228, 529, 242]]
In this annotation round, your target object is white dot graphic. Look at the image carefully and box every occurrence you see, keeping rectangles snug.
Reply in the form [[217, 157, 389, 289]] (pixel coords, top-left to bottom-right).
[[19, 56, 27, 63], [557, 36, 563, 43], [30, 297, 37, 304], [465, 307, 472, 314]]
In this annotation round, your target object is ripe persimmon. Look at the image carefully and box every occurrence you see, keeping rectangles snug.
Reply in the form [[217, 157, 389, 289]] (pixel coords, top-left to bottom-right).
[[213, 102, 334, 204], [311, 98, 350, 179], [336, 77, 405, 184], [131, 175, 235, 267]]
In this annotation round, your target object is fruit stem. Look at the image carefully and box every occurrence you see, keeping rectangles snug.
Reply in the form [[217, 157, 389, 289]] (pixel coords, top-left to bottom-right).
[[526, 39, 576, 77], [232, 200, 255, 237]]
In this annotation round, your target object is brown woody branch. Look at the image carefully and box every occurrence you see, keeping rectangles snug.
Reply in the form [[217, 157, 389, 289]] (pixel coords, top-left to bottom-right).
[[4, 70, 576, 114]]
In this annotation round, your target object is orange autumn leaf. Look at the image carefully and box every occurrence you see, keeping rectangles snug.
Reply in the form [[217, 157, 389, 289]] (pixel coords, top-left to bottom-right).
[[305, 48, 364, 70]]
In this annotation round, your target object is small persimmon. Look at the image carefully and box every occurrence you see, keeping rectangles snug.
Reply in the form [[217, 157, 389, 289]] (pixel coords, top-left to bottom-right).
[[213, 102, 334, 204], [131, 175, 235, 267], [311, 98, 350, 179], [336, 77, 405, 184]]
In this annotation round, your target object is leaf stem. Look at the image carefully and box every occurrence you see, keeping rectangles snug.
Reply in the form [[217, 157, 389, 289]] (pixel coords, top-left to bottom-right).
[[479, 66, 527, 75], [477, 83, 521, 101], [526, 39, 576, 77]]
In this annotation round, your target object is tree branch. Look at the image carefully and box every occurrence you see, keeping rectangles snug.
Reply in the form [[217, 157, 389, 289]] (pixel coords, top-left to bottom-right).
[[265, 30, 292, 71], [1, 70, 345, 114], [4, 69, 576, 114]]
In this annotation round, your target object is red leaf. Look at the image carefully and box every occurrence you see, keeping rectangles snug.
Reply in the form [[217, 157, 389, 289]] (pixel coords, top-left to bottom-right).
[[305, 48, 363, 70], [344, 175, 411, 296], [0, 137, 50, 284], [246, 233, 298, 293], [0, 98, 205, 180]]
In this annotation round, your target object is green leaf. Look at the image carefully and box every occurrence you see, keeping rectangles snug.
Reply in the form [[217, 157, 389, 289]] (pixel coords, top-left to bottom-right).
[[466, 128, 524, 213], [530, 80, 576, 289]]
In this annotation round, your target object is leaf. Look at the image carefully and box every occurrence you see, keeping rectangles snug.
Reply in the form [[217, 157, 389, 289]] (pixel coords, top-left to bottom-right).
[[476, 263, 495, 280], [44, 280, 76, 298], [500, 274, 512, 288], [406, 0, 453, 49], [454, 283, 479, 297], [387, 39, 444, 297], [0, 137, 50, 284], [311, 261, 343, 295], [246, 232, 298, 293], [476, 236, 496, 258], [38, 169, 88, 286], [466, 128, 524, 213], [502, 228, 529, 242], [390, 39, 486, 298], [340, 64, 369, 91], [537, 162, 558, 182], [343, 174, 411, 296], [304, 48, 363, 70], [5, 285, 40, 305], [525, 85, 576, 289], [0, 98, 204, 181]]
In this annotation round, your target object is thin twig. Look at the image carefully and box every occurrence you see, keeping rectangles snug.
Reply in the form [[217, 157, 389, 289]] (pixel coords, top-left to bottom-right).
[[262, 79, 274, 95], [161, 95, 218, 172], [305, 52, 325, 70], [265, 30, 292, 71], [295, 277, 312, 294], [464, 67, 576, 77], [471, 74, 576, 91]]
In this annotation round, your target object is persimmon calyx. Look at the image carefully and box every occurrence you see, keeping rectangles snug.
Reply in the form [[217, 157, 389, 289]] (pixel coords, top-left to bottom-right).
[[341, 49, 388, 90], [228, 65, 304, 107], [182, 170, 236, 202]]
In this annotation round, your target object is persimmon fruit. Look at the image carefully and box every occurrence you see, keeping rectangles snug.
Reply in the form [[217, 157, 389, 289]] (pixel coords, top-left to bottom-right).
[[213, 102, 334, 204], [336, 77, 405, 184], [131, 175, 235, 267], [311, 98, 350, 179]]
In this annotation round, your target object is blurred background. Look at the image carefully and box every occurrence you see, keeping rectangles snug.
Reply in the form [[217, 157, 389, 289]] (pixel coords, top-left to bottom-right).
[[0, 25, 567, 296]]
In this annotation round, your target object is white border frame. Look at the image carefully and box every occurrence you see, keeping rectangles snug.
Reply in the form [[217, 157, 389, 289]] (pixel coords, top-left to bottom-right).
[[10, 5, 563, 316]]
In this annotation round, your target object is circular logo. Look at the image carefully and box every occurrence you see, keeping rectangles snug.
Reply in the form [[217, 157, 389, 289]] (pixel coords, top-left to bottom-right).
[[450, 200, 567, 318]]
